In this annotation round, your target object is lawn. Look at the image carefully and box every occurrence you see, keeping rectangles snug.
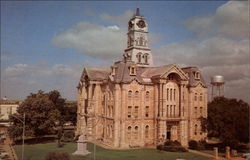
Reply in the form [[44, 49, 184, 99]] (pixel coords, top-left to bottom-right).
[[14, 142, 212, 160]]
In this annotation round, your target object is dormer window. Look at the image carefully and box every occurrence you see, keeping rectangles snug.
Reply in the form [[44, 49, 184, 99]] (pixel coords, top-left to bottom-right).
[[129, 66, 136, 75], [194, 71, 200, 80]]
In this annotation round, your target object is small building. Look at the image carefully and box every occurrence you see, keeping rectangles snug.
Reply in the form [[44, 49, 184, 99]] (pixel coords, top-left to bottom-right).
[[0, 99, 21, 126], [76, 8, 207, 148]]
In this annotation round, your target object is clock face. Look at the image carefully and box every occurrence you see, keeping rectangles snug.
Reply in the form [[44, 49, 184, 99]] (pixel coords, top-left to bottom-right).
[[137, 20, 146, 28]]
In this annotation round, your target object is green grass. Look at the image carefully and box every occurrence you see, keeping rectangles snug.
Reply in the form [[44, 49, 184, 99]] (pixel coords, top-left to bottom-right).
[[14, 142, 212, 160]]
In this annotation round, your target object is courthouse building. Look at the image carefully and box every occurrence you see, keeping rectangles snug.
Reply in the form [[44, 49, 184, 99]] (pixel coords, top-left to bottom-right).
[[76, 8, 207, 148]]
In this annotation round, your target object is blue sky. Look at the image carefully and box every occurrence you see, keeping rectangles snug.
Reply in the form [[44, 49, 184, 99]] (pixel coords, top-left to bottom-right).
[[1, 1, 249, 103]]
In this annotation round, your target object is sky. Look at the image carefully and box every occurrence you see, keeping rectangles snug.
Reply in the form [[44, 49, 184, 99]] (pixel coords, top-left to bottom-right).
[[1, 1, 249, 103]]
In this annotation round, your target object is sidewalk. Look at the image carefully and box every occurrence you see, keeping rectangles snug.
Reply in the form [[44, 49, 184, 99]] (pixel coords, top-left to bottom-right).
[[0, 128, 18, 160], [188, 149, 225, 160], [189, 149, 245, 160]]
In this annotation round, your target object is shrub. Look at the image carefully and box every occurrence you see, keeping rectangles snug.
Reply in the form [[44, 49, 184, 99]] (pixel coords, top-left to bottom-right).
[[45, 152, 70, 160], [164, 140, 181, 146], [62, 130, 75, 142], [188, 140, 198, 149], [156, 144, 163, 150], [157, 140, 188, 152]]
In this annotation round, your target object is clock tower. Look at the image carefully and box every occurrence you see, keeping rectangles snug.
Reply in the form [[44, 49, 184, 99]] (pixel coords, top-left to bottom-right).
[[123, 8, 153, 66]]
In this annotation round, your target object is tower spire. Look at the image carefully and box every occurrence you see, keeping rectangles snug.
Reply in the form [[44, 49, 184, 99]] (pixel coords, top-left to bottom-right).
[[123, 8, 153, 66], [136, 8, 140, 16]]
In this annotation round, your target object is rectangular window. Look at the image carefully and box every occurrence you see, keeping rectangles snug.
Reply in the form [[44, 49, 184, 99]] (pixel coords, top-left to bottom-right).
[[167, 89, 169, 100], [145, 106, 149, 117], [170, 89, 172, 101], [170, 105, 172, 117], [128, 106, 132, 118], [134, 106, 139, 118], [166, 105, 169, 117], [173, 105, 175, 117], [174, 89, 176, 100], [194, 107, 197, 117], [200, 107, 203, 116]]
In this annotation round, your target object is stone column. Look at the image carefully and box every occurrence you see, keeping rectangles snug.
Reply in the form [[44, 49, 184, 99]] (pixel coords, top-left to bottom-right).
[[159, 83, 163, 117], [93, 83, 101, 139], [120, 86, 126, 147], [87, 83, 93, 137], [162, 83, 167, 117], [114, 84, 121, 147], [154, 84, 159, 145], [179, 82, 186, 118]]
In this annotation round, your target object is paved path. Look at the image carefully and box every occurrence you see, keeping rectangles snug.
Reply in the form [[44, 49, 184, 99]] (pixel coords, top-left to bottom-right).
[[188, 149, 225, 160], [0, 128, 18, 160]]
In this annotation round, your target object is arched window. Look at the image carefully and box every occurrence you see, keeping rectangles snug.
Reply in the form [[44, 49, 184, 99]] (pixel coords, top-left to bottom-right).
[[135, 91, 139, 99], [145, 106, 149, 117], [145, 125, 149, 138], [145, 91, 150, 100], [143, 53, 149, 64], [194, 107, 197, 117], [127, 106, 132, 118], [110, 125, 113, 138], [127, 126, 132, 140], [128, 90, 132, 99], [200, 93, 203, 101], [137, 53, 142, 63], [194, 124, 198, 135], [111, 106, 113, 117], [107, 125, 110, 136], [107, 105, 110, 117], [200, 107, 203, 116], [139, 36, 144, 46], [134, 106, 139, 118], [194, 93, 197, 101], [134, 126, 139, 139]]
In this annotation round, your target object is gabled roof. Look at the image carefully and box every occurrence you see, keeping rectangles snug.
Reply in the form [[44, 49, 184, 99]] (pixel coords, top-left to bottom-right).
[[182, 67, 207, 87], [80, 68, 110, 82]]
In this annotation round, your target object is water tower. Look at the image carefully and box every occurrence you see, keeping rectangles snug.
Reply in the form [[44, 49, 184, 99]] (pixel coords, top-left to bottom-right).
[[211, 75, 225, 99]]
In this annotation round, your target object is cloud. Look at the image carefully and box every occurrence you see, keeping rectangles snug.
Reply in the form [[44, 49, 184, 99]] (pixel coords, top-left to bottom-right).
[[52, 22, 126, 60], [184, 1, 249, 39], [99, 10, 134, 27], [152, 0, 249, 103], [1, 63, 82, 100], [154, 37, 249, 67]]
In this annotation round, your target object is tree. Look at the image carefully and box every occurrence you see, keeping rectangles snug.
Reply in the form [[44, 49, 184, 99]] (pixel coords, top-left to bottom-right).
[[8, 90, 66, 142], [64, 101, 77, 126], [207, 97, 249, 148]]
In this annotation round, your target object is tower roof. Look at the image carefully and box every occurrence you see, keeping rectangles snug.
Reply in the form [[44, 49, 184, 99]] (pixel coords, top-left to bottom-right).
[[135, 8, 140, 16]]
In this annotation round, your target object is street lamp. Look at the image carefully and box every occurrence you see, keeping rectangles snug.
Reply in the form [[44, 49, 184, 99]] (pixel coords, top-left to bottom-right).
[[11, 113, 25, 160]]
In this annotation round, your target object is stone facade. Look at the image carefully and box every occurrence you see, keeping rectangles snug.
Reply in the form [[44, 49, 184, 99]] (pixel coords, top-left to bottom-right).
[[76, 8, 207, 148], [0, 100, 20, 126]]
